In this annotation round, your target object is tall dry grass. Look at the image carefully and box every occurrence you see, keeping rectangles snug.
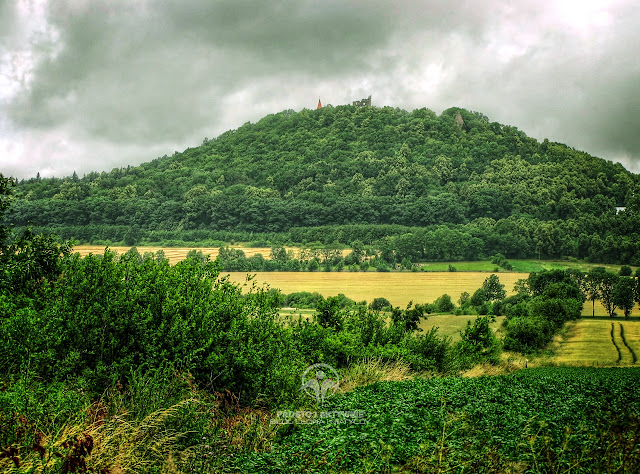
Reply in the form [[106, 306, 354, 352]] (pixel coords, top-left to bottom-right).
[[1, 399, 198, 473], [340, 357, 413, 392]]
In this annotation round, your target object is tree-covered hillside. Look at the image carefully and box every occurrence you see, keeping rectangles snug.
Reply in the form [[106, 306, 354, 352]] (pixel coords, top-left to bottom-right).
[[7, 105, 640, 263]]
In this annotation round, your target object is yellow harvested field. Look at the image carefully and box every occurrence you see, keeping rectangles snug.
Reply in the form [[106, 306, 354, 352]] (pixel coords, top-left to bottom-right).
[[550, 318, 640, 366], [72, 245, 348, 266], [73, 245, 284, 265], [71, 246, 620, 317], [225, 271, 528, 308]]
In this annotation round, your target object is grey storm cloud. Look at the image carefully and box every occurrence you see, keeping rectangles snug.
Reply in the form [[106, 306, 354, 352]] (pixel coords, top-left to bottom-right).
[[1, 0, 640, 178]]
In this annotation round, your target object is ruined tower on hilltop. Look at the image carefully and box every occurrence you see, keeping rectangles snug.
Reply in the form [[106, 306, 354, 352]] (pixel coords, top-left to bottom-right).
[[352, 95, 372, 107]]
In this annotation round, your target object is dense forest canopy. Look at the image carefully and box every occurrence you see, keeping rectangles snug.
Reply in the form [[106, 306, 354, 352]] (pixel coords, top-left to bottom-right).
[[7, 105, 640, 263]]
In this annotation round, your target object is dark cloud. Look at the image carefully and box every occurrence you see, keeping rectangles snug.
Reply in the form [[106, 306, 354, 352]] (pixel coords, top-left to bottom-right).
[[1, 0, 639, 178]]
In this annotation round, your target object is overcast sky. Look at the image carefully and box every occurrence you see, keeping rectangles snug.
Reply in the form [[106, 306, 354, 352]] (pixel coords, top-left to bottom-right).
[[1, 0, 639, 179]]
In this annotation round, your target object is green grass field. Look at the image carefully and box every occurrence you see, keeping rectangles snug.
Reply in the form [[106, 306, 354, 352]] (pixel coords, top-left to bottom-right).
[[420, 259, 635, 274]]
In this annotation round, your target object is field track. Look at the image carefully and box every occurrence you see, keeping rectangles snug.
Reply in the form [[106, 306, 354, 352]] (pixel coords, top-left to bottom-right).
[[550, 318, 640, 366]]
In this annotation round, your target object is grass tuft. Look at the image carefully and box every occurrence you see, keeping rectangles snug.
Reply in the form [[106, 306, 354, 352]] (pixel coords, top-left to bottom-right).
[[340, 357, 413, 392]]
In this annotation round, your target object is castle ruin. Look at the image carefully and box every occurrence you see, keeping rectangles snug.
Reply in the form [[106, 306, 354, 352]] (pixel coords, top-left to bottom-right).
[[352, 95, 372, 107]]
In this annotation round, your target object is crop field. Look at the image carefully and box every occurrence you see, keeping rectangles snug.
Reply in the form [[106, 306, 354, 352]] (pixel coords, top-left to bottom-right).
[[226, 271, 528, 308], [72, 245, 349, 265], [72, 245, 280, 265], [550, 318, 640, 366], [73, 246, 618, 314], [231, 367, 640, 472]]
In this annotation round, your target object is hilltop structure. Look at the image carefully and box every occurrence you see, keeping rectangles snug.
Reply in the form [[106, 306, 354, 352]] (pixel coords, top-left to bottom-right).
[[352, 95, 372, 107], [317, 98, 322, 109]]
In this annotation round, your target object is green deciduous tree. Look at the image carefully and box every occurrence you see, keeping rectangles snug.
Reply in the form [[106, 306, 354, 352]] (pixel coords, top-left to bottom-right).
[[613, 277, 635, 319], [482, 274, 506, 302], [600, 272, 619, 318], [583, 267, 606, 317]]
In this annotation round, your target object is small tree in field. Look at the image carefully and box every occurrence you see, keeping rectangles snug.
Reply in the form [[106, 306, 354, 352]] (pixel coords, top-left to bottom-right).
[[482, 274, 506, 302], [583, 268, 605, 317], [600, 272, 619, 318], [434, 294, 455, 313], [613, 277, 635, 319], [619, 265, 633, 276]]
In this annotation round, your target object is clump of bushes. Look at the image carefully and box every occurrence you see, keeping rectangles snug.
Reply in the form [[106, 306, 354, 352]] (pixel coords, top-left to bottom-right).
[[491, 253, 513, 270], [502, 270, 585, 353]]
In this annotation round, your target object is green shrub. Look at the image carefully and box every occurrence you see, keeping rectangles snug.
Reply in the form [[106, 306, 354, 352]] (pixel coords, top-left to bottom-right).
[[283, 291, 324, 308], [503, 316, 553, 353], [454, 316, 502, 367], [434, 294, 455, 313], [369, 297, 392, 312], [619, 265, 633, 276]]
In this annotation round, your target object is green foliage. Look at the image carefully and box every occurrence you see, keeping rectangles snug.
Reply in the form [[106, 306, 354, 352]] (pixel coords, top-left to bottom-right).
[[282, 291, 324, 308], [503, 270, 585, 353], [391, 302, 427, 333], [491, 252, 513, 270], [315, 296, 344, 330], [470, 287, 488, 307], [600, 271, 620, 317], [8, 106, 640, 265], [613, 276, 635, 318], [434, 294, 455, 313], [231, 368, 640, 473], [481, 274, 506, 301], [369, 297, 391, 311], [0, 173, 16, 249], [503, 315, 553, 353], [620, 265, 633, 276], [0, 248, 302, 404], [455, 316, 502, 366]]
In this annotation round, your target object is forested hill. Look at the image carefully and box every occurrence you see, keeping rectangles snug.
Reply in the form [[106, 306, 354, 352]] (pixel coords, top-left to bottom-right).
[[7, 105, 640, 264]]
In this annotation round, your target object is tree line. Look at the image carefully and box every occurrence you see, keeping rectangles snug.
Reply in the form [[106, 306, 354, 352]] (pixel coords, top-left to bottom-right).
[[7, 104, 640, 265]]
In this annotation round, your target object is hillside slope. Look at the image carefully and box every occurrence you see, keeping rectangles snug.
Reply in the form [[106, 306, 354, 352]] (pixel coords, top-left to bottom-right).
[[7, 105, 640, 263]]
